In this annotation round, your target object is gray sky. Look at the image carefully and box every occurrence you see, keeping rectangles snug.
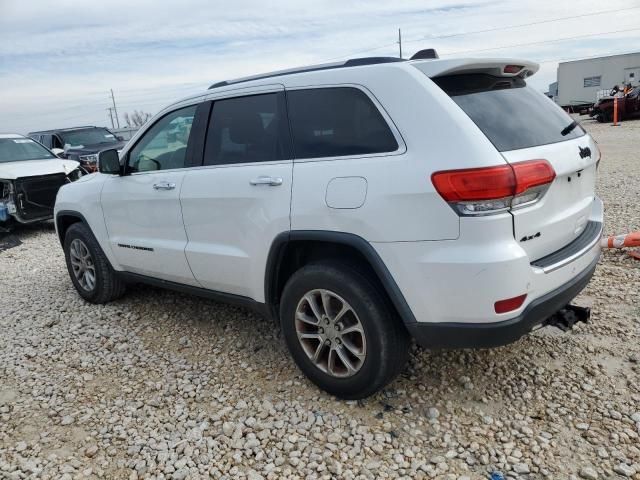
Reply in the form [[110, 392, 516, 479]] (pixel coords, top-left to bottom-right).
[[1, 0, 639, 133]]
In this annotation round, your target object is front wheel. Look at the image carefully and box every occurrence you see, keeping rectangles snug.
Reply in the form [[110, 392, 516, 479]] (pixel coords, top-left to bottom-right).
[[63, 222, 126, 303], [280, 262, 410, 399]]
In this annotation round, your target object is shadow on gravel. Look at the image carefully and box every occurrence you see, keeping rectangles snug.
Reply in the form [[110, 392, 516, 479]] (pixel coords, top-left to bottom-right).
[[1, 220, 55, 243], [0, 233, 22, 252]]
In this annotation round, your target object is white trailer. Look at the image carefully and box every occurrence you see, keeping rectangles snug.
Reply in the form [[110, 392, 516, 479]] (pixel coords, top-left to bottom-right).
[[556, 52, 640, 108]]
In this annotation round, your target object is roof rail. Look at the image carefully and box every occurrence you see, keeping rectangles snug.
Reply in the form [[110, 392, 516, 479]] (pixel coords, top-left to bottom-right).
[[208, 56, 405, 90]]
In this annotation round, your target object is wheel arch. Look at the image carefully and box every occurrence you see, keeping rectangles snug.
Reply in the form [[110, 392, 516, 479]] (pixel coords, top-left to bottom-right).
[[55, 210, 88, 245], [265, 231, 417, 326]]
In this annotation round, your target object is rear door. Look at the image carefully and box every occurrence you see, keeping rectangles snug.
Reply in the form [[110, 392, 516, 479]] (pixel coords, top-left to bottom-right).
[[432, 73, 599, 261], [502, 136, 598, 260], [180, 86, 293, 300]]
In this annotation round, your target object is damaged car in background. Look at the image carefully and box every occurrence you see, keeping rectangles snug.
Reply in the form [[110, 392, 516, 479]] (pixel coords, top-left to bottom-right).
[[29, 126, 127, 173], [1, 134, 83, 231]]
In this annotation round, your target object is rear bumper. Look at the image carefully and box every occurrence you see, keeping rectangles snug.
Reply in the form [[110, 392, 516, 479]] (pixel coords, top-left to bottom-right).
[[406, 254, 599, 349]]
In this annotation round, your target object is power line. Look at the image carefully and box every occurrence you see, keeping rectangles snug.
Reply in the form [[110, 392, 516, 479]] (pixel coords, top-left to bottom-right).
[[14, 81, 207, 103], [320, 6, 640, 63], [442, 27, 640, 56], [406, 5, 640, 43], [537, 48, 640, 65]]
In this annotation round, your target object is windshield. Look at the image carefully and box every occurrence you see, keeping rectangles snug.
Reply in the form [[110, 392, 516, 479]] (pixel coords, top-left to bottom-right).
[[432, 74, 586, 152], [60, 128, 118, 147], [0, 137, 56, 163]]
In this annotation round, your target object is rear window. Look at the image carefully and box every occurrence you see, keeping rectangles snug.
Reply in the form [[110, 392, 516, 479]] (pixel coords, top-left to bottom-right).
[[287, 87, 398, 159], [433, 74, 585, 152]]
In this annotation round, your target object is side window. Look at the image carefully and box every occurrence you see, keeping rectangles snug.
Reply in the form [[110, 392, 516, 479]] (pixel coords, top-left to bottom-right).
[[204, 92, 291, 165], [40, 135, 53, 148], [287, 87, 398, 159], [52, 135, 64, 149], [128, 105, 197, 172]]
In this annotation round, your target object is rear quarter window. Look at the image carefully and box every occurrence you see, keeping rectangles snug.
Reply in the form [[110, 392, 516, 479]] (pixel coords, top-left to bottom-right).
[[432, 74, 585, 152], [287, 87, 398, 159]]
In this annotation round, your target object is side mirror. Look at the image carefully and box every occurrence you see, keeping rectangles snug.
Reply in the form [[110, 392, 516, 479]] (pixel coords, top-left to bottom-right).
[[98, 149, 122, 175], [116, 135, 125, 141], [51, 148, 65, 158]]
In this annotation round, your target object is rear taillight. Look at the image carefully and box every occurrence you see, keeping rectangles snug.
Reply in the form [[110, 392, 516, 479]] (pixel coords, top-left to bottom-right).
[[432, 159, 555, 216]]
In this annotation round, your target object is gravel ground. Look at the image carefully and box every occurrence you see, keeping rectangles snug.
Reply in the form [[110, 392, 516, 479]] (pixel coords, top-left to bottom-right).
[[1, 119, 639, 480]]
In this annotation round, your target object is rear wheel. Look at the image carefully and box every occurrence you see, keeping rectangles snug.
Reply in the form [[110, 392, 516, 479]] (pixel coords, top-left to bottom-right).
[[63, 223, 126, 303], [280, 262, 410, 399]]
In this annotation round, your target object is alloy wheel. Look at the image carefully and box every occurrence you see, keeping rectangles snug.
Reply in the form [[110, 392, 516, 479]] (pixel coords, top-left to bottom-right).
[[69, 238, 96, 292], [294, 289, 367, 378]]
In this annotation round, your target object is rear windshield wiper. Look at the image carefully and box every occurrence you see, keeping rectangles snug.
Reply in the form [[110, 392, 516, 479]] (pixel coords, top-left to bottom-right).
[[561, 120, 579, 136]]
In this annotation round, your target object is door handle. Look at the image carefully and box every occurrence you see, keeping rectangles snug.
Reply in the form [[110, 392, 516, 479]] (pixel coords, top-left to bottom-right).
[[153, 181, 176, 190], [250, 176, 283, 186]]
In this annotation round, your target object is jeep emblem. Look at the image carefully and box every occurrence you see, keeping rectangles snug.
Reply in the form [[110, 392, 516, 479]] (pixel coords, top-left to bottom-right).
[[579, 146, 591, 159]]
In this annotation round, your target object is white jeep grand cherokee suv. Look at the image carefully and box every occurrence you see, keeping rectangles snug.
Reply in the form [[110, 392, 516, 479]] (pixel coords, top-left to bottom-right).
[[55, 53, 603, 399]]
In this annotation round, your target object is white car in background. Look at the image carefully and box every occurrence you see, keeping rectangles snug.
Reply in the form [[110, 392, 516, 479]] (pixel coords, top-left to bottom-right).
[[0, 134, 81, 231]]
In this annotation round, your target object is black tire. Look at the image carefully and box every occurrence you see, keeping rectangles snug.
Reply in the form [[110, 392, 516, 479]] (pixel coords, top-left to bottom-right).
[[279, 262, 410, 399], [63, 222, 126, 303]]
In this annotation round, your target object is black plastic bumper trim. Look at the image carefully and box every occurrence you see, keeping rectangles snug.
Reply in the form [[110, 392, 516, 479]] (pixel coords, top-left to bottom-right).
[[407, 254, 599, 349], [531, 220, 602, 272]]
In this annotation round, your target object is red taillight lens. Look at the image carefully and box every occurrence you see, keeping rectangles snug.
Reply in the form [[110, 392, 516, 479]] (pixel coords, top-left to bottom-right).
[[494, 294, 527, 314], [512, 159, 556, 194], [431, 160, 555, 216], [431, 165, 515, 202]]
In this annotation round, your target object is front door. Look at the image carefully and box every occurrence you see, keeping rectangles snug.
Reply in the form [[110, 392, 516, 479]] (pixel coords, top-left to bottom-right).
[[101, 104, 200, 286], [181, 88, 293, 301]]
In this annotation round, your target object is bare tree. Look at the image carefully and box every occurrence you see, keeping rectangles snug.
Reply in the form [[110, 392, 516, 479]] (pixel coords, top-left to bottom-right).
[[123, 110, 153, 128]]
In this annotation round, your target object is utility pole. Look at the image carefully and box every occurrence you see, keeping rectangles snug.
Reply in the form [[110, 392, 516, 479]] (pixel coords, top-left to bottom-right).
[[398, 28, 402, 59], [110, 89, 121, 129], [106, 107, 115, 129]]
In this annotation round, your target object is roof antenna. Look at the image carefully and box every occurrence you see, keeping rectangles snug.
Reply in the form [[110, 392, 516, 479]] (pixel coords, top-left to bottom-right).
[[411, 49, 439, 60]]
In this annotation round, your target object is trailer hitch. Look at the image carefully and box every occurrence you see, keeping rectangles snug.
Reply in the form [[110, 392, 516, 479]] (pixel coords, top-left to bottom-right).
[[544, 304, 591, 332]]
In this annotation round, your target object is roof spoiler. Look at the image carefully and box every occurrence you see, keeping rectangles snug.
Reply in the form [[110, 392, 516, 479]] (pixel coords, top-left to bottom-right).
[[414, 58, 539, 78]]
